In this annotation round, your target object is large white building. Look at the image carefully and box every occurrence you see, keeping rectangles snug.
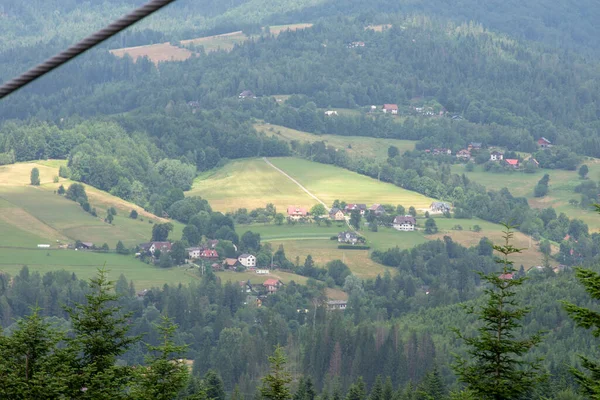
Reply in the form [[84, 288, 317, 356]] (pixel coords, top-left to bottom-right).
[[393, 215, 416, 231], [238, 254, 256, 268]]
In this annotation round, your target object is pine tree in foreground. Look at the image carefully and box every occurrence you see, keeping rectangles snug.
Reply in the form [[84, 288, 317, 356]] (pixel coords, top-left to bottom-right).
[[132, 315, 189, 400], [452, 225, 545, 399], [260, 346, 292, 400], [66, 267, 140, 399], [561, 270, 600, 397]]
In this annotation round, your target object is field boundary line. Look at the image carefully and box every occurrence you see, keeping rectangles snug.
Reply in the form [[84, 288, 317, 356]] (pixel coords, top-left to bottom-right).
[[262, 157, 329, 210]]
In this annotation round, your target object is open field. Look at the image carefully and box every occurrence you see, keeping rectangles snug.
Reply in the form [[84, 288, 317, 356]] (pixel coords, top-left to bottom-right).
[[255, 123, 416, 161], [361, 226, 428, 251], [430, 217, 551, 268], [0, 249, 199, 289], [269, 238, 393, 279], [188, 158, 318, 212], [268, 157, 436, 209], [0, 161, 182, 249], [236, 223, 343, 241], [451, 160, 600, 231], [111, 23, 313, 64], [215, 270, 309, 285]]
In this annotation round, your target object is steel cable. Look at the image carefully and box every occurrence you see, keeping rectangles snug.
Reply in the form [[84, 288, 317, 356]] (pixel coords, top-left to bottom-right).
[[0, 0, 177, 99]]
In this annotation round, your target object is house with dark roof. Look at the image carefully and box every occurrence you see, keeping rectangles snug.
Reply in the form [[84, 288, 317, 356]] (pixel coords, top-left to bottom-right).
[[430, 202, 451, 213], [468, 142, 482, 150], [186, 247, 202, 259], [345, 204, 367, 215], [490, 151, 504, 161], [238, 254, 256, 268], [326, 300, 347, 311], [369, 204, 386, 215], [329, 207, 345, 221], [239, 90, 256, 99], [393, 215, 416, 231]]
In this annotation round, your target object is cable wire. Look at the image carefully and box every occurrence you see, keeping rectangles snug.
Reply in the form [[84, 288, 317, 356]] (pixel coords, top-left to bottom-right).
[[0, 0, 177, 99]]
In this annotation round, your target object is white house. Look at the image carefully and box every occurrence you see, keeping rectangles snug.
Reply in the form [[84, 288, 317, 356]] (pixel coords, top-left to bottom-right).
[[324, 110, 338, 116], [393, 215, 416, 231], [238, 254, 256, 268], [382, 104, 399, 114], [186, 247, 202, 259], [490, 151, 504, 161]]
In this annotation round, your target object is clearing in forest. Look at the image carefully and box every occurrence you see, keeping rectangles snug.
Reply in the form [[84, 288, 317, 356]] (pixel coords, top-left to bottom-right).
[[255, 122, 416, 161]]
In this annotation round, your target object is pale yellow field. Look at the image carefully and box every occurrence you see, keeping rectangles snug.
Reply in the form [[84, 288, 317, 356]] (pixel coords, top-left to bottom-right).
[[188, 158, 318, 212], [364, 24, 392, 32], [110, 42, 194, 64]]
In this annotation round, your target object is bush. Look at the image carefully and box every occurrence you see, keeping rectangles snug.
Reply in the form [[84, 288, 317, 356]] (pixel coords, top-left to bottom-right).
[[130, 209, 138, 219], [337, 245, 370, 250], [53, 175, 59, 183], [330, 236, 338, 240], [58, 165, 70, 178]]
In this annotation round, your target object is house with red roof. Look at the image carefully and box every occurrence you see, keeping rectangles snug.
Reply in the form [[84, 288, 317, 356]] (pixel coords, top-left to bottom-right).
[[382, 104, 399, 115], [200, 249, 219, 259], [504, 159, 520, 168], [287, 206, 308, 221], [537, 137, 552, 148], [499, 273, 514, 280], [263, 279, 283, 294]]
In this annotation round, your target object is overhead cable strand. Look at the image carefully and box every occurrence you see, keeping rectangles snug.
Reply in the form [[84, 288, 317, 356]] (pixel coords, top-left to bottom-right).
[[0, 0, 177, 99]]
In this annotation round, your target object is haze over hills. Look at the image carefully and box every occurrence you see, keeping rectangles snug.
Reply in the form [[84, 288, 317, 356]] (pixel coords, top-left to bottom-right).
[[1, 0, 600, 398]]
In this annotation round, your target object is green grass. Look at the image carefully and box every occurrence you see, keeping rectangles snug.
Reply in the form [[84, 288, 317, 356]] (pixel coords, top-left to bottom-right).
[[236, 223, 343, 241], [268, 157, 436, 209], [0, 161, 183, 249], [0, 249, 199, 289], [360, 226, 428, 251], [255, 123, 416, 161], [451, 160, 600, 232]]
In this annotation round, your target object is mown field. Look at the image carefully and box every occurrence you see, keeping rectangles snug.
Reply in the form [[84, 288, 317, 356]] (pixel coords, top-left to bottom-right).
[[0, 161, 182, 249], [451, 160, 600, 231], [255, 123, 416, 161], [111, 23, 313, 64], [268, 157, 436, 209]]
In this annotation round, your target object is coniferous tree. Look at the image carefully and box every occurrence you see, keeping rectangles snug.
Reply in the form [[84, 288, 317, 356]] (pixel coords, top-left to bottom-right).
[[561, 266, 600, 397], [346, 377, 366, 400], [452, 225, 545, 399], [132, 315, 189, 400], [420, 365, 446, 399], [382, 377, 394, 400], [30, 167, 40, 185], [369, 376, 384, 400], [0, 307, 74, 399], [204, 370, 227, 400], [65, 268, 140, 398], [260, 346, 292, 400]]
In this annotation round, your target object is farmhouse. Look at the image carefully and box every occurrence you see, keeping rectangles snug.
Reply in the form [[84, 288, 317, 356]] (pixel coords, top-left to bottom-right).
[[239, 90, 256, 99], [287, 206, 308, 220], [345, 204, 367, 215], [200, 249, 219, 259], [538, 137, 552, 148], [78, 242, 94, 250], [224, 258, 239, 269], [211, 262, 222, 271], [324, 110, 338, 116], [329, 207, 345, 221], [369, 204, 386, 215], [432, 148, 451, 156], [326, 300, 348, 311], [263, 279, 283, 294], [338, 231, 359, 244], [186, 247, 202, 259], [490, 151, 504, 161], [140, 241, 172, 254], [348, 41, 366, 48], [430, 202, 451, 213], [382, 104, 399, 114], [393, 215, 416, 231], [504, 159, 520, 168], [238, 254, 257, 268], [468, 142, 482, 150], [456, 149, 471, 159]]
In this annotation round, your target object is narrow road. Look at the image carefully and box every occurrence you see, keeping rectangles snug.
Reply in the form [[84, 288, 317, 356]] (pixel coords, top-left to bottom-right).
[[262, 157, 329, 210]]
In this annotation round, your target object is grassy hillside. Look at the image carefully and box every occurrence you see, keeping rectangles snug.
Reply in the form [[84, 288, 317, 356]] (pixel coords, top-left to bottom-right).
[[268, 157, 435, 209], [0, 161, 182, 249], [451, 161, 600, 232], [255, 122, 416, 161]]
